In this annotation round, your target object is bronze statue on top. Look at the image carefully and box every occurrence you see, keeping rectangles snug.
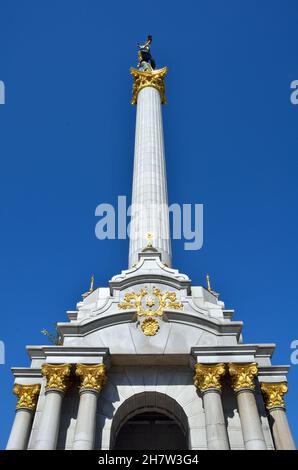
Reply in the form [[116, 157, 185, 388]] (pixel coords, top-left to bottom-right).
[[137, 35, 156, 71]]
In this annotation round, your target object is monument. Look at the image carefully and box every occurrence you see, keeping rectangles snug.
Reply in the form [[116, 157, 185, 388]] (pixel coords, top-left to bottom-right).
[[6, 38, 295, 450]]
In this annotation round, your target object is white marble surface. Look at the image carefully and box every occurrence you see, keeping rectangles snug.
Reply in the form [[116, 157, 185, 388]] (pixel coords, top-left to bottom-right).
[[6, 409, 33, 450], [129, 87, 171, 267]]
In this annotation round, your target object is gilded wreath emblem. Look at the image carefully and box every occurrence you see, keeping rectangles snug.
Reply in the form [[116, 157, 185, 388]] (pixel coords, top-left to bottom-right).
[[118, 288, 182, 336]]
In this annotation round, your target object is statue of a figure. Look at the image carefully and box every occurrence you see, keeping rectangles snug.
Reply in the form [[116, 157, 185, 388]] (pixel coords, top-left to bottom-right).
[[137, 35, 156, 71]]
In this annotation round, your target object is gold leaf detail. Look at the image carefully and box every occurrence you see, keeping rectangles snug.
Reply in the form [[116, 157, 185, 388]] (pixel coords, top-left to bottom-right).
[[261, 382, 288, 409], [228, 363, 258, 391], [118, 288, 182, 336], [42, 363, 72, 393], [141, 318, 159, 336], [75, 364, 107, 393], [13, 384, 41, 411], [193, 363, 226, 391], [130, 67, 167, 105]]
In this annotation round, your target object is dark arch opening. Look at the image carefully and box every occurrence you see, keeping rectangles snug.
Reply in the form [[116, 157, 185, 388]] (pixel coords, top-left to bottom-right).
[[110, 392, 189, 450], [114, 410, 188, 450]]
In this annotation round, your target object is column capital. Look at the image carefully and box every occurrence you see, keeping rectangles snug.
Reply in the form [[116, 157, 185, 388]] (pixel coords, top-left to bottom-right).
[[75, 364, 107, 393], [13, 383, 41, 411], [41, 363, 71, 393], [130, 67, 167, 105], [228, 362, 258, 391], [261, 382, 288, 410], [193, 363, 226, 392]]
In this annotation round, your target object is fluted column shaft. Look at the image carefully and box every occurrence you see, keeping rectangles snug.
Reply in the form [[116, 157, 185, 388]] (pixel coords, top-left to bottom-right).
[[261, 382, 296, 450], [129, 85, 171, 267], [6, 384, 40, 450], [194, 363, 230, 450], [229, 363, 266, 450], [72, 364, 107, 450], [33, 364, 71, 450]]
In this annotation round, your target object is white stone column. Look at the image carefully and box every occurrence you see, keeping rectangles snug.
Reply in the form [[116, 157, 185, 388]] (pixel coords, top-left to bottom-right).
[[229, 363, 267, 450], [72, 364, 107, 450], [33, 364, 71, 450], [129, 68, 171, 268], [6, 384, 40, 450], [194, 363, 230, 450], [261, 382, 296, 450]]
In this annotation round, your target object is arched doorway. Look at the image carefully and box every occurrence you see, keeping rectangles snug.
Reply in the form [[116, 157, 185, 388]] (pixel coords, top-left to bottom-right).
[[110, 392, 189, 450], [114, 411, 188, 450]]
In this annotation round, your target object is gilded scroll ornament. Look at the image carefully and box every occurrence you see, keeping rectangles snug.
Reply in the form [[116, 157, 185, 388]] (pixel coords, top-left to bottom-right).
[[75, 364, 107, 393], [130, 67, 167, 105], [13, 383, 41, 411], [42, 363, 72, 393], [228, 363, 258, 391], [118, 288, 182, 317], [118, 287, 182, 336], [193, 363, 226, 392], [261, 382, 288, 409]]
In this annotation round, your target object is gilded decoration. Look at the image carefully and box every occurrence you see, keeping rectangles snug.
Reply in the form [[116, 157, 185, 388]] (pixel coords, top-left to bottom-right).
[[75, 364, 107, 393], [41, 363, 72, 393], [261, 382, 288, 410], [193, 363, 226, 392], [130, 67, 167, 105], [140, 318, 160, 336], [118, 287, 182, 336], [13, 383, 41, 411], [228, 363, 258, 391]]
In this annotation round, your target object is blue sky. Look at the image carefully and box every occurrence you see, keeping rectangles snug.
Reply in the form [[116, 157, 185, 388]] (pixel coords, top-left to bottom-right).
[[0, 0, 297, 448]]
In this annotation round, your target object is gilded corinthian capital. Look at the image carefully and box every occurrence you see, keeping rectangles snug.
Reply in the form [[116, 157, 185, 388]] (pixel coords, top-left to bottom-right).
[[261, 382, 288, 410], [42, 363, 72, 393], [130, 67, 167, 105], [228, 363, 258, 391], [193, 363, 226, 392], [75, 364, 107, 393], [13, 383, 41, 411]]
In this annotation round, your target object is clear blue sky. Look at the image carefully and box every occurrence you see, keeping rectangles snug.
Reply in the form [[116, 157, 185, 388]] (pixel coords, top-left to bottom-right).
[[0, 0, 297, 448]]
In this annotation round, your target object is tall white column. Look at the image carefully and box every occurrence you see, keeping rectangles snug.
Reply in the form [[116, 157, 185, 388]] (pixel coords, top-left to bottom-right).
[[229, 363, 267, 450], [73, 364, 107, 450], [194, 363, 230, 450], [33, 364, 71, 450], [261, 382, 296, 450], [129, 68, 171, 268], [6, 384, 40, 450]]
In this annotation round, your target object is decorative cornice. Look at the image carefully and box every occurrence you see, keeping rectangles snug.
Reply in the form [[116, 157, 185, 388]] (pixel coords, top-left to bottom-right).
[[228, 362, 258, 391], [75, 364, 107, 393], [13, 383, 41, 411], [130, 67, 167, 105], [26, 346, 109, 363], [193, 363, 226, 392], [42, 363, 71, 393], [261, 382, 288, 410]]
